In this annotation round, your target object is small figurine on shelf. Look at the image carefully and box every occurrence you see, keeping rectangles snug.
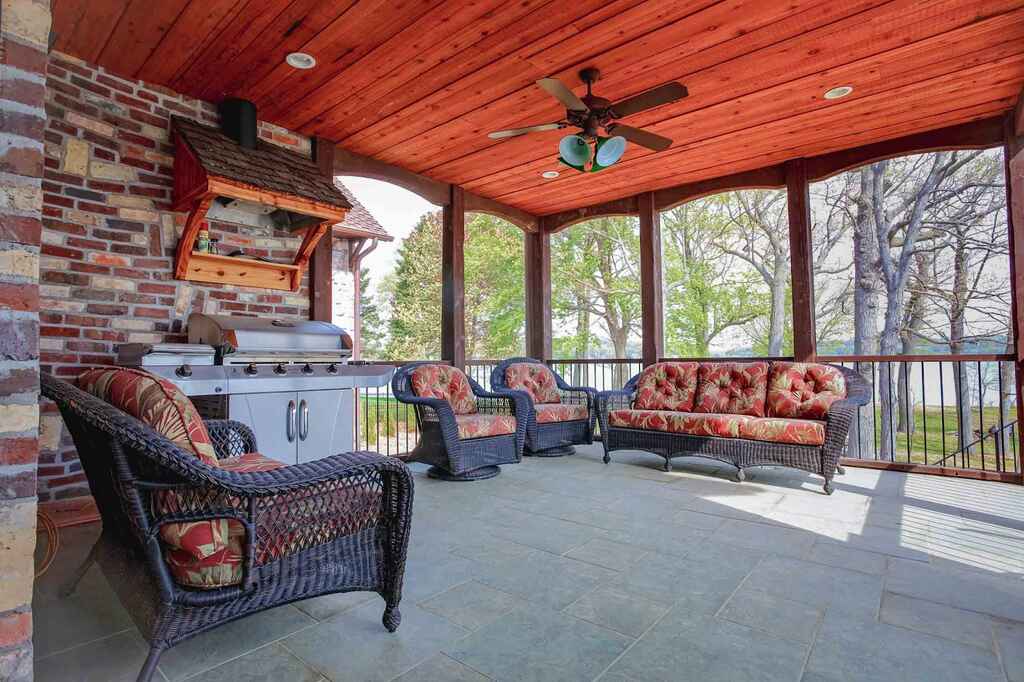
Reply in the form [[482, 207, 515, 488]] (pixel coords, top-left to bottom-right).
[[208, 237, 219, 255], [196, 229, 210, 253]]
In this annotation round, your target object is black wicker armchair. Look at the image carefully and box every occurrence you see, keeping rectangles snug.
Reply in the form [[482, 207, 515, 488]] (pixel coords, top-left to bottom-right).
[[490, 357, 596, 456], [596, 362, 871, 494], [392, 362, 530, 480], [42, 373, 413, 682]]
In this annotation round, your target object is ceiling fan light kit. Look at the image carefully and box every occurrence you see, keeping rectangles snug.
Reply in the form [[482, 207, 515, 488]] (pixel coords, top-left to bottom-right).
[[488, 67, 687, 175]]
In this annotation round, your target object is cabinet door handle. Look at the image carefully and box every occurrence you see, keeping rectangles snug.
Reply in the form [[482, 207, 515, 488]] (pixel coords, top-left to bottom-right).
[[299, 399, 309, 441], [286, 400, 296, 442]]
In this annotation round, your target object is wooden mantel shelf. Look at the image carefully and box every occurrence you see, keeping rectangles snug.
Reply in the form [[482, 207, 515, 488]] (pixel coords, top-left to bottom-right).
[[183, 252, 300, 292]]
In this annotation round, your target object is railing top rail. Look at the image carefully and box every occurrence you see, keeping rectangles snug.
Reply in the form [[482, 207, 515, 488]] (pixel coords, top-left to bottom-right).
[[544, 358, 642, 365], [658, 356, 795, 363], [818, 353, 1014, 363]]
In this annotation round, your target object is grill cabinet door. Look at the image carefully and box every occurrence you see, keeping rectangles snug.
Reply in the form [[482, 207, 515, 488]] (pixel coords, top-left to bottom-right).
[[228, 391, 298, 464], [296, 389, 354, 464]]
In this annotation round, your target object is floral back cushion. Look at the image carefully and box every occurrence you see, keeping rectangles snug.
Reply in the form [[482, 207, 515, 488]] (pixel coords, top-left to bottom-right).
[[766, 362, 846, 420], [693, 362, 769, 417], [411, 364, 478, 414], [505, 362, 561, 404], [78, 367, 219, 466], [633, 362, 699, 411]]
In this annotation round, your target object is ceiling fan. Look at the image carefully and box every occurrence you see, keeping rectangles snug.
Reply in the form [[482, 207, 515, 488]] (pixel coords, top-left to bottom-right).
[[487, 67, 687, 173]]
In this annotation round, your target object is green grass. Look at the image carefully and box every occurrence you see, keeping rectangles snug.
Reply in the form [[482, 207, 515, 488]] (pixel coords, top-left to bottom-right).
[[355, 396, 417, 452]]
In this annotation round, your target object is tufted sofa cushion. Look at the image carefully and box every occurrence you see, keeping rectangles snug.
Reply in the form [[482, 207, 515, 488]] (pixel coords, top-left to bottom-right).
[[766, 362, 846, 420], [633, 362, 699, 411], [505, 362, 561, 404], [411, 364, 478, 414], [692, 362, 769, 417]]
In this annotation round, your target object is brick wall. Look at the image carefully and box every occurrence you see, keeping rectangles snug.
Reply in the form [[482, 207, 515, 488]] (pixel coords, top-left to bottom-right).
[[37, 52, 353, 501], [0, 0, 50, 677]]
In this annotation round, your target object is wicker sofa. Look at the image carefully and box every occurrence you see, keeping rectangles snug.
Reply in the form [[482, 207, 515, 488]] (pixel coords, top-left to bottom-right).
[[490, 357, 596, 456], [42, 370, 413, 682], [392, 362, 530, 480], [597, 361, 870, 494]]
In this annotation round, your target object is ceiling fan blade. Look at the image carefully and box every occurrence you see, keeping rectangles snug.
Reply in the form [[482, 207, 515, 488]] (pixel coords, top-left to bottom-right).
[[610, 82, 688, 118], [536, 77, 589, 112], [607, 123, 673, 152], [487, 122, 565, 140]]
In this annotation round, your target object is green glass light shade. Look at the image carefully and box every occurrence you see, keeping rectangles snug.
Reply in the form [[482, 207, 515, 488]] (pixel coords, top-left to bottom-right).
[[558, 134, 591, 171], [591, 135, 627, 172]]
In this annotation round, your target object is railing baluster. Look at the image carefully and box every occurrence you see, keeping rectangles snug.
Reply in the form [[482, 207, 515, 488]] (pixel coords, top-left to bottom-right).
[[977, 360, 985, 470], [920, 361, 927, 464]]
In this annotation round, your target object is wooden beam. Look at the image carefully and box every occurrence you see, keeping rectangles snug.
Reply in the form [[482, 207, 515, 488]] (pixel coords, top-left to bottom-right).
[[464, 191, 538, 233], [174, 194, 214, 279], [786, 159, 816, 363], [542, 195, 640, 234], [1004, 114, 1024, 483], [638, 192, 663, 366], [310, 137, 336, 320], [654, 165, 786, 211], [333, 145, 451, 206], [524, 228, 552, 360], [292, 220, 334, 291], [1015, 87, 1024, 138], [442, 185, 466, 368], [805, 117, 1005, 181]]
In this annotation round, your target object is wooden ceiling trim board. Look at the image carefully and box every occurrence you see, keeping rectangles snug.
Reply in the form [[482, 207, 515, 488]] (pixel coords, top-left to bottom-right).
[[512, 82, 1019, 213], [97, 0, 191, 77], [524, 102, 1014, 214], [351, 0, 885, 166], [458, 23, 1024, 196], [50, 0, 91, 55], [136, 0, 248, 84], [322, 0, 651, 140], [333, 145, 450, 206], [333, 0, 723, 155], [59, 0, 131, 64], [412, 0, 1020, 179], [653, 165, 787, 212], [433, 9, 1024, 186], [172, 0, 301, 96], [197, 0, 359, 101], [274, 0, 531, 127], [241, 0, 446, 110]]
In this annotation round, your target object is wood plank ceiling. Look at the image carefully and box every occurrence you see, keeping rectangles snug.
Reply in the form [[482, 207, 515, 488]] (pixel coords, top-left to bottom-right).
[[53, 0, 1024, 216]]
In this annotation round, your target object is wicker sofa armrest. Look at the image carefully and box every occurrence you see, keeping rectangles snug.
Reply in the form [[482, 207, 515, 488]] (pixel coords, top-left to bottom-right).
[[204, 419, 257, 459], [820, 366, 872, 472]]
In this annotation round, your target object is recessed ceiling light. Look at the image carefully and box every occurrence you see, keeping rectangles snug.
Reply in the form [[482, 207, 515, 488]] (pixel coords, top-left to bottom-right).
[[541, 170, 560, 179], [824, 85, 854, 100], [286, 52, 317, 69]]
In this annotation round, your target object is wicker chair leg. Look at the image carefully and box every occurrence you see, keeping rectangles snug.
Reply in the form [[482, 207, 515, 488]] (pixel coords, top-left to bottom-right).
[[59, 538, 100, 597], [383, 606, 401, 632], [735, 468, 746, 483], [823, 478, 834, 495], [836, 464, 846, 475], [663, 457, 672, 472], [137, 644, 164, 682]]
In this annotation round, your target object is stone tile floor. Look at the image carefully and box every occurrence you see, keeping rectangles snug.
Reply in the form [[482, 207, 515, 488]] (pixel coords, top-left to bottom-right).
[[33, 445, 1024, 681]]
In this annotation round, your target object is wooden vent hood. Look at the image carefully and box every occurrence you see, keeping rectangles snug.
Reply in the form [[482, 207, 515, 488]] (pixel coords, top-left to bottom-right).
[[171, 113, 354, 292]]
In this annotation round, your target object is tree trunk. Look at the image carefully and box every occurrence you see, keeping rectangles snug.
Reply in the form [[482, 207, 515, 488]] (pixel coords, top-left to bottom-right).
[[767, 260, 787, 356], [610, 328, 629, 387], [999, 353, 1014, 467], [852, 167, 881, 459], [950, 239, 973, 462]]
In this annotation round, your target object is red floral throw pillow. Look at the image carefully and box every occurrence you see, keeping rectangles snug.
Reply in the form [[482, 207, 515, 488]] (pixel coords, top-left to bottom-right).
[[505, 362, 561, 404], [633, 362, 699, 411], [411, 364, 478, 414], [693, 362, 769, 417], [766, 362, 847, 420]]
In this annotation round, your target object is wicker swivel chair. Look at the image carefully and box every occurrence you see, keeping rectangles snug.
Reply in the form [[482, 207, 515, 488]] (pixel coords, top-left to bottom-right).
[[490, 357, 596, 456], [42, 372, 413, 682], [392, 362, 530, 480]]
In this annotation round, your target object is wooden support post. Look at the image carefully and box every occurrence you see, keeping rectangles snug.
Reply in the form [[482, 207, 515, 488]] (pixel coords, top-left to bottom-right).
[[638, 192, 663, 366], [786, 158, 816, 363], [310, 137, 336, 318], [442, 185, 466, 368], [1004, 113, 1024, 483], [525, 226, 552, 360]]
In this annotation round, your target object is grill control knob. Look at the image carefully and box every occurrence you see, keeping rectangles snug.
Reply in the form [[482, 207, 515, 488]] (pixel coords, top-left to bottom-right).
[[274, 363, 287, 375], [245, 363, 258, 376], [302, 363, 314, 375], [175, 364, 192, 378], [327, 363, 338, 374]]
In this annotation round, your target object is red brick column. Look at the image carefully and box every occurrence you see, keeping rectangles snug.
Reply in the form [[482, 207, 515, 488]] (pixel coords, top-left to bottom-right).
[[0, 0, 50, 678]]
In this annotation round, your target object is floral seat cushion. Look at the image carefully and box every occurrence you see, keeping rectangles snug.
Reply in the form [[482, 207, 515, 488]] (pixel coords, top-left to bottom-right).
[[608, 409, 824, 445], [535, 402, 589, 423], [453, 413, 516, 439], [767, 362, 847, 420], [77, 367, 219, 466], [504, 362, 562, 404], [609, 409, 752, 438], [411, 364, 478, 414], [633, 362, 699, 411], [693, 362, 769, 417]]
